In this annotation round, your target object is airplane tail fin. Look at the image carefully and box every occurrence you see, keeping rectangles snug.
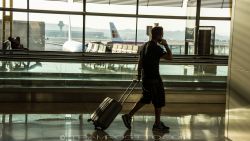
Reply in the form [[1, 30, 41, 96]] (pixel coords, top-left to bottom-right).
[[109, 22, 122, 42], [67, 0, 74, 41], [68, 16, 72, 41]]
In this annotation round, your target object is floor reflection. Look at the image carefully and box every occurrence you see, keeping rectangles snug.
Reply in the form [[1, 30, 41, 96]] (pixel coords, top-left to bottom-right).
[[0, 114, 225, 141], [0, 61, 42, 72]]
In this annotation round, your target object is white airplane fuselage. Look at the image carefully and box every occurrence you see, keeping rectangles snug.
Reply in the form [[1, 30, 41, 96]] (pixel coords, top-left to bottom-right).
[[62, 40, 83, 52]]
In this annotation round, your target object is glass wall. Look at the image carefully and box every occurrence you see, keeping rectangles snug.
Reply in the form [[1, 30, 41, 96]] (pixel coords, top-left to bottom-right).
[[200, 20, 231, 55], [13, 0, 27, 9], [29, 13, 83, 51], [13, 12, 28, 49], [0, 0, 231, 55], [200, 0, 231, 17], [30, 0, 83, 11], [86, 0, 137, 14], [138, 18, 186, 54], [201, 8, 231, 17], [85, 16, 136, 42], [198, 1, 231, 56], [0, 11, 2, 49], [139, 0, 188, 16]]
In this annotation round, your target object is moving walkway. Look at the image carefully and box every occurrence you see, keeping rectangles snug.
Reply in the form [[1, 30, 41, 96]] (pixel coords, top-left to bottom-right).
[[0, 55, 228, 115]]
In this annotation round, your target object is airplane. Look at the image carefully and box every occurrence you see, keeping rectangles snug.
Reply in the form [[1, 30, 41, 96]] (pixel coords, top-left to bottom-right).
[[62, 16, 84, 52], [62, 0, 84, 52], [109, 22, 123, 43], [63, 22, 144, 53], [63, 21, 143, 52], [107, 22, 145, 46], [108, 22, 185, 54]]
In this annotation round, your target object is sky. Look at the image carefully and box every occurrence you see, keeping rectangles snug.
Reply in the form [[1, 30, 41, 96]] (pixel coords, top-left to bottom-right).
[[1, 0, 231, 36]]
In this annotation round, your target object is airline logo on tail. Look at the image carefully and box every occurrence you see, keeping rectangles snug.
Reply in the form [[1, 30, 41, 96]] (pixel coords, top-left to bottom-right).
[[109, 22, 123, 42]]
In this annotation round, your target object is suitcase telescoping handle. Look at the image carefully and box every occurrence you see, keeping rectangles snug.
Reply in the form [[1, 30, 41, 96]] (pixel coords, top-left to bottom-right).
[[118, 80, 139, 105]]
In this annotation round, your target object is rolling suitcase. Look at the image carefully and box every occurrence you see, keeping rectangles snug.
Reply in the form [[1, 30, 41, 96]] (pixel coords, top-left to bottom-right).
[[88, 80, 138, 130]]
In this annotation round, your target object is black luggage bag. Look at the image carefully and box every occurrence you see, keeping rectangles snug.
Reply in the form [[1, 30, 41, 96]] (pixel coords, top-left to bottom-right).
[[88, 80, 138, 130]]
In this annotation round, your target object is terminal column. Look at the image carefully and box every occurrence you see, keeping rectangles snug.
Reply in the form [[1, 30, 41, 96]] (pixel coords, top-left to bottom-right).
[[2, 0, 13, 42]]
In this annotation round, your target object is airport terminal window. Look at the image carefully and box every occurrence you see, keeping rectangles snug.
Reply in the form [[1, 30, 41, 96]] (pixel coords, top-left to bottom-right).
[[0, 0, 232, 55], [13, 0, 28, 9], [0, 12, 28, 49], [138, 18, 186, 55], [0, 12, 2, 49], [86, 0, 137, 14], [1, 0, 27, 9], [200, 8, 231, 17], [30, 0, 83, 12], [138, 0, 188, 16], [200, 20, 230, 55], [12, 12, 28, 49], [85, 16, 136, 53], [29, 13, 83, 51], [200, 0, 231, 17]]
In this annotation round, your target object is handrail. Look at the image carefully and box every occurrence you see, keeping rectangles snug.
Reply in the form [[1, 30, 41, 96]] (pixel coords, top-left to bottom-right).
[[0, 86, 226, 93]]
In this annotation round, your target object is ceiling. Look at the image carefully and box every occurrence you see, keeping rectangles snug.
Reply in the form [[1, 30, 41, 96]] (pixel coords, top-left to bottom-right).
[[86, 0, 183, 7], [46, 0, 232, 8], [188, 0, 232, 8]]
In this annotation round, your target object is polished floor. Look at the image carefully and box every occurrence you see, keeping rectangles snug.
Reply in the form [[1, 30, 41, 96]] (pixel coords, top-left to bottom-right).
[[0, 114, 226, 141]]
